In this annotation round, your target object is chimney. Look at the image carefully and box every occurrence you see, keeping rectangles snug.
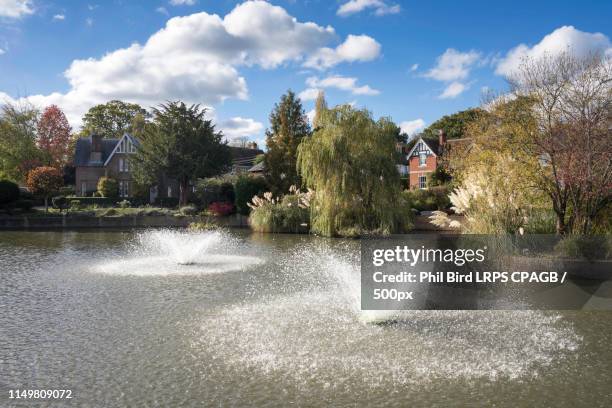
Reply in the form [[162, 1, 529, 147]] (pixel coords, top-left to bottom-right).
[[247, 141, 258, 150], [91, 133, 103, 152], [438, 129, 447, 147], [90, 134, 103, 163]]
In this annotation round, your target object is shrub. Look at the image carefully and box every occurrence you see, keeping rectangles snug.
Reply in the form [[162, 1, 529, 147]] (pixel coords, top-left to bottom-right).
[[179, 205, 198, 216], [70, 200, 81, 210], [59, 186, 75, 196], [155, 197, 179, 208], [208, 201, 234, 216], [15, 199, 34, 211], [51, 196, 68, 212], [117, 199, 131, 208], [195, 178, 235, 207], [97, 177, 119, 199], [188, 221, 220, 231], [234, 175, 268, 215], [248, 188, 311, 233], [403, 187, 451, 212], [555, 235, 612, 260], [101, 208, 118, 216], [0, 179, 20, 206], [68, 197, 116, 207]]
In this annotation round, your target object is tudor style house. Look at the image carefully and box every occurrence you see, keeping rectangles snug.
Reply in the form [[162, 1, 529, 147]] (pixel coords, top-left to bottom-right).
[[403, 130, 470, 189], [74, 133, 262, 202]]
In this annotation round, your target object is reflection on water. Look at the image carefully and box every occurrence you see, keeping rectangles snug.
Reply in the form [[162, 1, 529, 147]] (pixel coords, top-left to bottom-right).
[[1, 230, 610, 407]]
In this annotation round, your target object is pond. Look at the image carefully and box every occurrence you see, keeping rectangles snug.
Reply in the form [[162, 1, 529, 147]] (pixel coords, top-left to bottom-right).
[[1, 229, 611, 407]]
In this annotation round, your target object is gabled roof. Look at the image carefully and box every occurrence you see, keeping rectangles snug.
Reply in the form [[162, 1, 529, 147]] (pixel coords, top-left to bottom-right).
[[406, 136, 439, 157], [74, 136, 119, 167], [103, 133, 140, 166]]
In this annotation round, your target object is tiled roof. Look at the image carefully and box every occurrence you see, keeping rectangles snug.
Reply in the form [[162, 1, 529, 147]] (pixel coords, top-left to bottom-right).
[[248, 162, 265, 173], [74, 136, 119, 167]]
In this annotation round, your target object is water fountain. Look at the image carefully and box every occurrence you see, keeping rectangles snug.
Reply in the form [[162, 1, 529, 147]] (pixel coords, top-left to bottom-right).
[[92, 229, 264, 276]]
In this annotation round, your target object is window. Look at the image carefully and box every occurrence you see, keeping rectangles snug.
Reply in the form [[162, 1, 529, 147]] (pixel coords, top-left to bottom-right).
[[419, 153, 427, 167], [418, 176, 427, 189], [168, 186, 172, 198], [119, 181, 129, 198], [81, 182, 87, 196], [396, 164, 408, 175], [119, 158, 129, 172]]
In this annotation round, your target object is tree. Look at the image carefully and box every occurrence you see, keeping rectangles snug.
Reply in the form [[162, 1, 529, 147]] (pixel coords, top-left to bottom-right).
[[26, 166, 63, 212], [378, 116, 406, 144], [504, 51, 611, 234], [132, 102, 232, 206], [97, 177, 119, 198], [0, 103, 42, 182], [264, 91, 311, 194], [82, 100, 147, 138], [421, 108, 485, 141], [312, 90, 328, 130], [37, 105, 72, 168], [297, 105, 405, 236]]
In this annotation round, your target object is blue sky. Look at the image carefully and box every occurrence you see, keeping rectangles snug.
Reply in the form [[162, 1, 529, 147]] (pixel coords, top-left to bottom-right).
[[1, 0, 611, 144]]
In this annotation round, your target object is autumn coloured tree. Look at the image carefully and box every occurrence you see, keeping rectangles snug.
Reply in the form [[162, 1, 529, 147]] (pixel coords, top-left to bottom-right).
[[37, 105, 72, 168], [26, 166, 63, 212]]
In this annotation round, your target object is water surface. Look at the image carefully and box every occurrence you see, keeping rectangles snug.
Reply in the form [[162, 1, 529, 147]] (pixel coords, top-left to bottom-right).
[[1, 230, 611, 407]]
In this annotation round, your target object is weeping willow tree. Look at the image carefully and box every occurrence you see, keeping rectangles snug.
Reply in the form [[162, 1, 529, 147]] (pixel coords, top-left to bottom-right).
[[297, 104, 406, 237]]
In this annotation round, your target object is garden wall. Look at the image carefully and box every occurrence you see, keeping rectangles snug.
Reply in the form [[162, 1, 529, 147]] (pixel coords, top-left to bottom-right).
[[0, 214, 249, 230]]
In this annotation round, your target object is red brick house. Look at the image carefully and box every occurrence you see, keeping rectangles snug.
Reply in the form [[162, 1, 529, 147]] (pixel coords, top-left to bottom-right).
[[404, 130, 470, 189], [74, 133, 262, 202]]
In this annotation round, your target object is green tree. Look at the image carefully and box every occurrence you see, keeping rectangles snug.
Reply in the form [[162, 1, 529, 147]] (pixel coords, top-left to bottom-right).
[[97, 177, 119, 198], [0, 103, 43, 182], [264, 91, 311, 194], [297, 105, 405, 237], [421, 108, 485, 141], [82, 100, 148, 139], [132, 102, 232, 206]]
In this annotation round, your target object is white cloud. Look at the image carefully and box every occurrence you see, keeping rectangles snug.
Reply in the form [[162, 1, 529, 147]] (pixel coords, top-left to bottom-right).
[[495, 26, 612, 77], [439, 81, 468, 99], [423, 49, 479, 100], [0, 0, 33, 18], [170, 0, 196, 5], [52, 14, 65, 21], [425, 48, 480, 81], [304, 34, 381, 70], [400, 119, 425, 136], [0, 48, 5, 55], [85, 17, 93, 26], [410, 63, 419, 72], [298, 88, 322, 101], [306, 75, 379, 95], [306, 108, 316, 124], [219, 117, 263, 140], [337, 0, 400, 17], [156, 7, 168, 15], [1, 1, 377, 127]]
